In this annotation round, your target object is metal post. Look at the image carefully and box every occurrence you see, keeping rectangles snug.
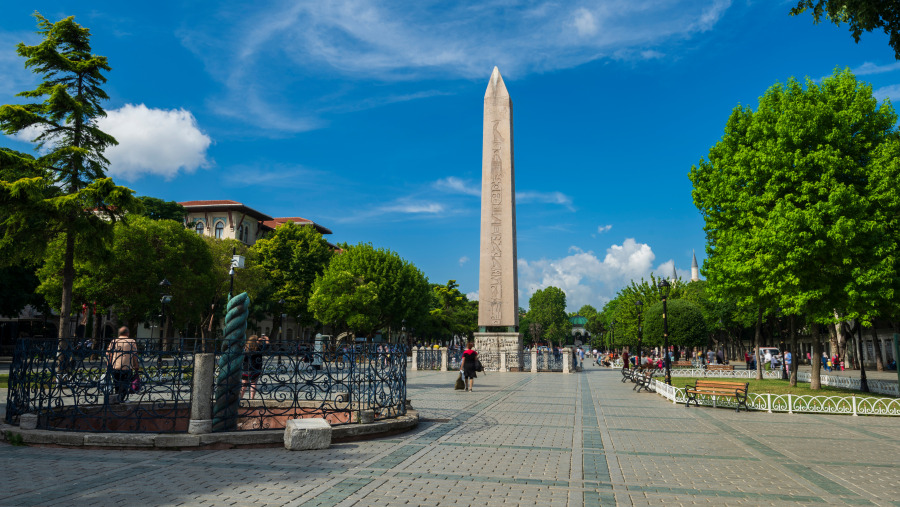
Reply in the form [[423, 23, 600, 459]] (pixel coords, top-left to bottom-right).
[[856, 324, 869, 392], [662, 294, 671, 385]]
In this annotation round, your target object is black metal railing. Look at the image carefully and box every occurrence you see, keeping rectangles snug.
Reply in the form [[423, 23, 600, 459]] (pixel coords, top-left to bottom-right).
[[213, 342, 407, 431], [6, 338, 193, 432], [415, 348, 442, 370]]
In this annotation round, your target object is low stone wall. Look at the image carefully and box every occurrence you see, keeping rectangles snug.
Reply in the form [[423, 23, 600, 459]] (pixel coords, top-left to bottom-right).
[[0, 411, 419, 449]]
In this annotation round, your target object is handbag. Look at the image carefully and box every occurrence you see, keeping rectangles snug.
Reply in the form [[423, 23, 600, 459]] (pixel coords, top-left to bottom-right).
[[455, 371, 465, 390], [475, 358, 484, 372], [130, 372, 142, 394]]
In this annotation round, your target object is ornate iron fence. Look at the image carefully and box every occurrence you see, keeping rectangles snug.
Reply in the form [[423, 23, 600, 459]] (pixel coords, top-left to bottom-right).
[[415, 348, 441, 370], [537, 352, 564, 372], [213, 342, 406, 431], [6, 338, 193, 432], [447, 349, 463, 371]]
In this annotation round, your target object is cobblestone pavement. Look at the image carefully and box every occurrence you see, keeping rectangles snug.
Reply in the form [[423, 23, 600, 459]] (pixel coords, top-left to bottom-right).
[[2, 368, 900, 506]]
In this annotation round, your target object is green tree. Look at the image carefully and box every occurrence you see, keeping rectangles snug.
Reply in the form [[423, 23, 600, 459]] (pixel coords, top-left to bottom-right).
[[791, 1, 900, 59], [308, 243, 430, 337], [135, 196, 185, 222], [418, 280, 477, 343], [690, 68, 900, 386], [252, 222, 333, 331], [526, 287, 569, 348], [0, 13, 138, 339], [643, 299, 708, 349], [37, 216, 214, 333]]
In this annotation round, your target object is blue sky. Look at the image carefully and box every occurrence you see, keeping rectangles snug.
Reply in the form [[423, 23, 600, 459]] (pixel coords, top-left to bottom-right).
[[2, 1, 898, 312]]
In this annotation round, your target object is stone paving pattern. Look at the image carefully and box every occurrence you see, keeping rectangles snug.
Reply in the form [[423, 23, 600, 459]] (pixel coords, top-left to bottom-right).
[[2, 368, 899, 506]]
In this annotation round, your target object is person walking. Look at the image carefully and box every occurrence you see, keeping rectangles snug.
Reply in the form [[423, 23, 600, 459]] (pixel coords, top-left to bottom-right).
[[241, 335, 264, 399], [460, 341, 479, 392], [784, 349, 793, 376], [106, 326, 140, 404]]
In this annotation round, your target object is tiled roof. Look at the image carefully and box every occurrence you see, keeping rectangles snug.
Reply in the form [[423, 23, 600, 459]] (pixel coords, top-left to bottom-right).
[[179, 200, 241, 206], [263, 217, 333, 235], [178, 200, 273, 221]]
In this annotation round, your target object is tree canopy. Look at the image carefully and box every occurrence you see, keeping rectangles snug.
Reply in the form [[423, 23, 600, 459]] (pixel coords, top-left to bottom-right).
[[690, 69, 900, 328], [791, 1, 900, 59], [252, 222, 333, 327], [308, 243, 430, 336], [526, 287, 569, 346]]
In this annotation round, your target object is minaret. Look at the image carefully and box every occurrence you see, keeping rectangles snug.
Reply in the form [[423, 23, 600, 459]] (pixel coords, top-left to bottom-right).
[[691, 250, 700, 282], [671, 264, 677, 284]]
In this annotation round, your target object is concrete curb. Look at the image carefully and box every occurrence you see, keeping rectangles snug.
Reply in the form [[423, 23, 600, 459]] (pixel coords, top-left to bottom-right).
[[0, 411, 418, 450]]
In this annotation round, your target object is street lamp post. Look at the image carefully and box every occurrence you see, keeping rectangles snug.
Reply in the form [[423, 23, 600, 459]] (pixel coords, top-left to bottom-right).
[[159, 278, 172, 351], [278, 298, 286, 365], [635, 300, 643, 370], [657, 279, 671, 384]]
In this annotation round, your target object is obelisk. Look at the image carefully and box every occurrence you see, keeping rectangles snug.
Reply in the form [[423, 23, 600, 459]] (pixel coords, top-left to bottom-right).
[[475, 67, 522, 370]]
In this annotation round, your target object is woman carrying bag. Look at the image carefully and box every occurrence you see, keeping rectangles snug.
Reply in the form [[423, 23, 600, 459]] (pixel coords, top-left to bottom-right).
[[460, 341, 480, 392]]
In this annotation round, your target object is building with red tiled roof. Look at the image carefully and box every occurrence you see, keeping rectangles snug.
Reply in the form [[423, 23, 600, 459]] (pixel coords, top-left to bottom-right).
[[178, 200, 332, 246]]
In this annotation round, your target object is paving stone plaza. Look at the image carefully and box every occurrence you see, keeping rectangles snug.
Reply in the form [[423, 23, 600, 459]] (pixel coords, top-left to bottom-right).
[[1, 367, 899, 506]]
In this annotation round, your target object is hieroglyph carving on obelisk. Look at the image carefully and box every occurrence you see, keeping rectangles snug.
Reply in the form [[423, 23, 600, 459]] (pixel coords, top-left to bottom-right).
[[478, 67, 519, 329]]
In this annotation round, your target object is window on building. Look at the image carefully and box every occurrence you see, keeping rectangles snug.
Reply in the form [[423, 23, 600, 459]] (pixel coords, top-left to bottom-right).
[[287, 328, 294, 340], [237, 226, 243, 242], [214, 221, 224, 239], [195, 221, 204, 235], [245, 225, 251, 241]]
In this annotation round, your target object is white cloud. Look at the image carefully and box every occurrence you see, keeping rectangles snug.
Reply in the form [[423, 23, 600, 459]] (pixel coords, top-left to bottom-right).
[[640, 49, 665, 60], [874, 84, 900, 103], [597, 224, 612, 233], [380, 202, 443, 214], [98, 104, 212, 181], [435, 176, 480, 196], [459, 256, 470, 267], [466, 290, 479, 302], [853, 61, 900, 75], [518, 239, 673, 311], [572, 8, 597, 37], [181, 1, 733, 132], [517, 190, 575, 211]]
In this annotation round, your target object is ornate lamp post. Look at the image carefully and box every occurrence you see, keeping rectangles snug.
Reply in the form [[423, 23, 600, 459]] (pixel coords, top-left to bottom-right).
[[657, 279, 671, 384], [635, 300, 643, 369]]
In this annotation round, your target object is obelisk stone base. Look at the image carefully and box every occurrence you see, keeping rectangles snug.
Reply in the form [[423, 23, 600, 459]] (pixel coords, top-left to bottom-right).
[[474, 332, 523, 371]]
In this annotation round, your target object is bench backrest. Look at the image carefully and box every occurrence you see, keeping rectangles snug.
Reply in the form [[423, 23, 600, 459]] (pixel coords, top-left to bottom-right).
[[694, 380, 747, 391], [707, 365, 734, 370]]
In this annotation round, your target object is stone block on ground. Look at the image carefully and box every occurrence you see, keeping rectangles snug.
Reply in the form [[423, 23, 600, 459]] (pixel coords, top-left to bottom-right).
[[284, 418, 331, 450]]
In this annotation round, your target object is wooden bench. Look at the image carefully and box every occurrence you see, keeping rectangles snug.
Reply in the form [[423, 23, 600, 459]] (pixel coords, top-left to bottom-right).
[[706, 364, 734, 371], [685, 380, 749, 412], [671, 361, 692, 368], [621, 367, 635, 383]]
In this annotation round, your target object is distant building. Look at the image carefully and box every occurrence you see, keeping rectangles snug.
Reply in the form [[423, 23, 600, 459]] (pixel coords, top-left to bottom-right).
[[179, 200, 332, 246]]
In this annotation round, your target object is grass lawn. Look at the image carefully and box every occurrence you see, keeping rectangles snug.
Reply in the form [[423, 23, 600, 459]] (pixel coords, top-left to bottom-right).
[[0, 374, 7, 389], [667, 377, 895, 400]]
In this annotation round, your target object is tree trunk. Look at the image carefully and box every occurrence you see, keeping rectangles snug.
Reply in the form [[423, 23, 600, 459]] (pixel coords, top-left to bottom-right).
[[755, 308, 763, 380], [810, 323, 822, 390], [57, 230, 76, 342], [870, 325, 884, 371], [828, 323, 839, 363]]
